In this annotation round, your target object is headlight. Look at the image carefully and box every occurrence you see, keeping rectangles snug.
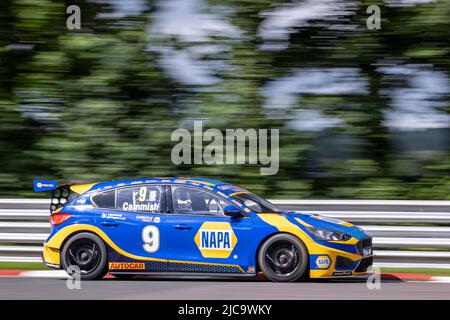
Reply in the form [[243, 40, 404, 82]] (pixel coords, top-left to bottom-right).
[[307, 227, 351, 241], [362, 246, 372, 256]]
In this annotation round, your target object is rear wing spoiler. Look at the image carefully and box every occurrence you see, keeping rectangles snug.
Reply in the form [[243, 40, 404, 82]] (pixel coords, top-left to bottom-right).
[[33, 179, 95, 212]]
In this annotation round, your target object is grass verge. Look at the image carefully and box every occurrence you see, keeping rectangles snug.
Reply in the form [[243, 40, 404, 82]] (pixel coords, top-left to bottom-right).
[[0, 262, 48, 270], [380, 268, 450, 276]]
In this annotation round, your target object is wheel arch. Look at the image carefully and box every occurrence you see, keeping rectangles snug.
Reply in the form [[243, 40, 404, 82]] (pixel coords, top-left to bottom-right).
[[254, 231, 310, 273], [56, 229, 109, 266], [58, 229, 110, 280]]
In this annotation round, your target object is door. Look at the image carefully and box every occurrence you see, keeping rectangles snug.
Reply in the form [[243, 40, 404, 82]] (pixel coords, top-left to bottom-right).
[[166, 185, 254, 272], [93, 185, 168, 269]]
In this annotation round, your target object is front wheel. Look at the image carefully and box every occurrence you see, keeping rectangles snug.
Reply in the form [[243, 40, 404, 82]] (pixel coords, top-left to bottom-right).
[[61, 232, 108, 280], [258, 233, 308, 282]]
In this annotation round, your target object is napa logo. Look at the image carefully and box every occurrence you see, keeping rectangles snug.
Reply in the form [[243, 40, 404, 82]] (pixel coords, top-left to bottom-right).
[[200, 230, 232, 249], [194, 222, 237, 258], [315, 255, 331, 269]]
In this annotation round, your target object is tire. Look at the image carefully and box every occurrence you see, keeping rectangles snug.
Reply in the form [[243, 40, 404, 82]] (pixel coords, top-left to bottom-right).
[[112, 274, 136, 280], [61, 232, 108, 280], [258, 233, 308, 282]]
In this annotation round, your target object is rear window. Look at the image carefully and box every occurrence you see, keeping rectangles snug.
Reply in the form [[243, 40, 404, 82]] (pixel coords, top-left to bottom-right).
[[92, 190, 115, 209]]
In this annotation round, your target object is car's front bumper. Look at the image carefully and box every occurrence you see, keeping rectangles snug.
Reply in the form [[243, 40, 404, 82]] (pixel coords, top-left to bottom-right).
[[309, 241, 373, 278]]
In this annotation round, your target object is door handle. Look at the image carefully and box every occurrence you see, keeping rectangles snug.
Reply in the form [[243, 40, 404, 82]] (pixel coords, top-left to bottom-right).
[[175, 224, 192, 230], [101, 220, 119, 227]]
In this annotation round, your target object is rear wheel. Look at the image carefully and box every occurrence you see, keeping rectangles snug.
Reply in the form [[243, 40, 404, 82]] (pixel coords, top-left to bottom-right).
[[61, 232, 108, 280], [258, 233, 308, 282]]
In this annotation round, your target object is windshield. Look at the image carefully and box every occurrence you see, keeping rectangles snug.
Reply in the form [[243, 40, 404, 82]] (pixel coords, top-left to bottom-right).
[[233, 192, 283, 213]]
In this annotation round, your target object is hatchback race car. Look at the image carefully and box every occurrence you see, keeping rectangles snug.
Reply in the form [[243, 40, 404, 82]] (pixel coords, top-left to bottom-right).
[[34, 177, 373, 282]]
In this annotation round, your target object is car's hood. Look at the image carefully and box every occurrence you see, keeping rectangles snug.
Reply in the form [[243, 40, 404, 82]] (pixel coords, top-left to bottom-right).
[[282, 211, 370, 240]]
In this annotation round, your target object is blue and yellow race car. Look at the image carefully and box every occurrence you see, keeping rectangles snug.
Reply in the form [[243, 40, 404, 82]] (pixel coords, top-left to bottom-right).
[[34, 177, 373, 282]]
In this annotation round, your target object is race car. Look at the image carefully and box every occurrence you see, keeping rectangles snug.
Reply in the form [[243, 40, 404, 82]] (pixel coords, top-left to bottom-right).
[[34, 177, 373, 282]]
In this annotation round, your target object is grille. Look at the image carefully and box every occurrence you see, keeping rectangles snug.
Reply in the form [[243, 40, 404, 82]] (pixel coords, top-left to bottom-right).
[[355, 256, 373, 272], [357, 237, 372, 256], [335, 256, 355, 269]]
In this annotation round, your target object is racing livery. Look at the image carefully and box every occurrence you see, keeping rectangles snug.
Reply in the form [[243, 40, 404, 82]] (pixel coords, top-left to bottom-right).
[[35, 178, 373, 282]]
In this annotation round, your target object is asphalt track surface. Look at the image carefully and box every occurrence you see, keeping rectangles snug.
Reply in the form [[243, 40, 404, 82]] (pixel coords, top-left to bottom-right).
[[0, 276, 449, 299]]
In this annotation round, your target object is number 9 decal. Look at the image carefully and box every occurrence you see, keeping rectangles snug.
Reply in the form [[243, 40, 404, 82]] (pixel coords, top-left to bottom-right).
[[139, 186, 147, 202], [142, 225, 159, 253]]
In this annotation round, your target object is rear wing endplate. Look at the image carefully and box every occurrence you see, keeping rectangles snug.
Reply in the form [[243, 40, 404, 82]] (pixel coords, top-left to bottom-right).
[[33, 180, 57, 192]]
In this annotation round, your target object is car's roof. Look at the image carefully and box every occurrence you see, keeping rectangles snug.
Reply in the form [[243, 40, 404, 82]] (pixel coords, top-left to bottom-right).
[[86, 177, 248, 197]]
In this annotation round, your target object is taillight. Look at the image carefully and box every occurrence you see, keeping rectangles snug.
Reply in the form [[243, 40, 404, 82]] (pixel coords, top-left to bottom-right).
[[50, 212, 72, 226]]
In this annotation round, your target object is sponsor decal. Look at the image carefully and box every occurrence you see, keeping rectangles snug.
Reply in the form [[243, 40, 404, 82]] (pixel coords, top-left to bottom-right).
[[217, 185, 245, 192], [135, 215, 161, 223], [315, 255, 331, 269], [194, 222, 238, 258], [75, 197, 86, 205], [200, 230, 232, 249], [247, 266, 255, 273], [101, 212, 126, 220], [33, 179, 57, 192], [109, 262, 145, 270], [38, 182, 55, 188], [122, 202, 160, 212], [136, 215, 153, 222]]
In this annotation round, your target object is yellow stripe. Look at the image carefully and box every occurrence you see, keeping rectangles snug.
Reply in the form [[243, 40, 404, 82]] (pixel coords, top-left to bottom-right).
[[257, 214, 359, 259], [229, 191, 250, 197], [70, 183, 96, 194], [52, 207, 63, 214], [294, 217, 313, 228], [341, 222, 354, 227], [187, 179, 216, 186], [258, 214, 317, 249], [329, 238, 359, 245], [46, 224, 244, 272]]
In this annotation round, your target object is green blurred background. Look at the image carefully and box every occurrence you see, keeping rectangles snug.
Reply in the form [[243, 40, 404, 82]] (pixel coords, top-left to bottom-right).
[[0, 0, 449, 199]]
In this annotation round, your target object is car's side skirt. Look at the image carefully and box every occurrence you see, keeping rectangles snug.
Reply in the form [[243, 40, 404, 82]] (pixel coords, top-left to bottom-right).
[[109, 272, 257, 278]]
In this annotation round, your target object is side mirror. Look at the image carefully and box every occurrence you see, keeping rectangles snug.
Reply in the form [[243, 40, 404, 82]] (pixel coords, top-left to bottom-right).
[[223, 205, 243, 218]]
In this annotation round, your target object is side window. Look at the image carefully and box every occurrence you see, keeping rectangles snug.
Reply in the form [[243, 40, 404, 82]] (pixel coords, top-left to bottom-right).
[[117, 185, 162, 213], [92, 190, 115, 209], [171, 186, 229, 216]]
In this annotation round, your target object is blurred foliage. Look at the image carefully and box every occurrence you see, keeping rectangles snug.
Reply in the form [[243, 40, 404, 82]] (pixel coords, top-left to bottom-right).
[[0, 0, 449, 198]]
